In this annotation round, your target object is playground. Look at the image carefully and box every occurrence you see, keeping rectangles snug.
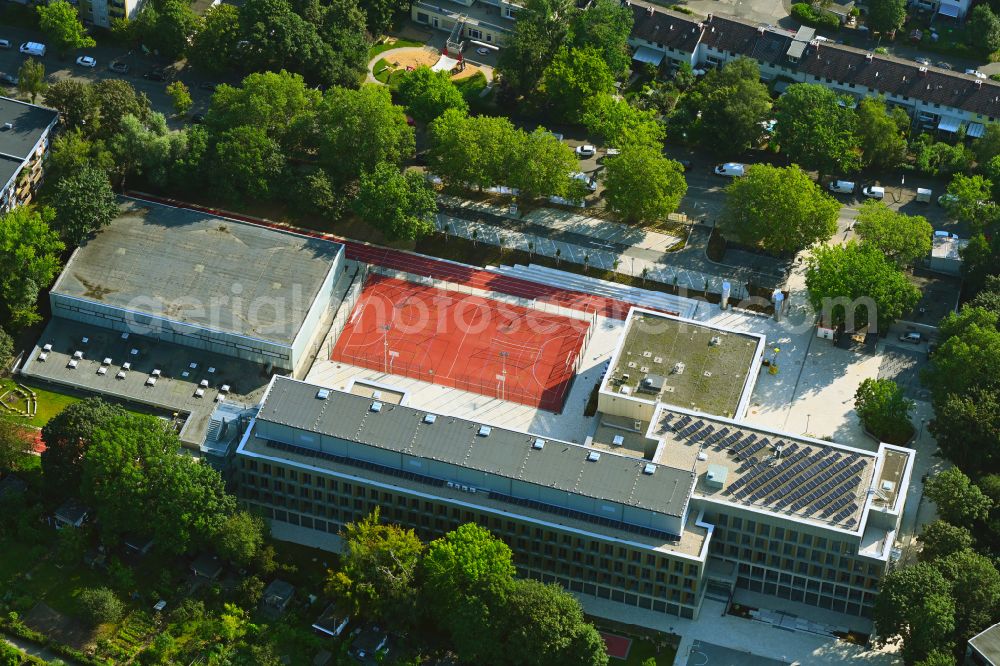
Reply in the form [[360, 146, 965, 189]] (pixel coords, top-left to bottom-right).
[[370, 42, 489, 85]]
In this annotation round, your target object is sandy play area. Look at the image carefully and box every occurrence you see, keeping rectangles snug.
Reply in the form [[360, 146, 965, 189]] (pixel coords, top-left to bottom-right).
[[379, 46, 487, 81]]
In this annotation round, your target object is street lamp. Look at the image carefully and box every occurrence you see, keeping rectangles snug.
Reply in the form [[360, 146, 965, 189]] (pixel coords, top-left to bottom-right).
[[382, 324, 391, 372]]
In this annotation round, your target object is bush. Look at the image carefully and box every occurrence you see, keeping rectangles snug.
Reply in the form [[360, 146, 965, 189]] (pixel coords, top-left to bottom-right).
[[77, 587, 125, 626], [791, 3, 840, 29]]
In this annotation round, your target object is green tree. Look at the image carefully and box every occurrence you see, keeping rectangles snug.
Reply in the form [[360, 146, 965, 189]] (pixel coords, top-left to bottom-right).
[[866, 0, 906, 34], [422, 523, 517, 663], [570, 0, 633, 78], [806, 242, 920, 332], [135, 0, 202, 61], [924, 307, 1000, 403], [873, 562, 956, 664], [77, 587, 125, 625], [189, 3, 242, 73], [856, 97, 907, 171], [353, 163, 437, 241], [49, 166, 118, 245], [166, 81, 193, 117], [853, 200, 933, 267], [37, 0, 95, 56], [924, 467, 992, 527], [0, 328, 12, 368], [603, 146, 686, 224], [0, 205, 64, 329], [82, 412, 235, 551], [17, 58, 45, 104], [214, 511, 266, 566], [974, 123, 1000, 165], [45, 80, 99, 134], [538, 47, 615, 123], [41, 398, 124, 498], [0, 413, 32, 474], [110, 113, 187, 190], [581, 93, 665, 149], [935, 548, 1000, 635], [207, 70, 320, 153], [92, 79, 151, 141], [359, 0, 410, 37], [691, 58, 773, 153], [913, 134, 974, 177], [970, 5, 1000, 53], [961, 233, 1000, 296], [496, 579, 608, 666], [46, 128, 114, 185], [497, 0, 574, 97], [928, 388, 1000, 476], [396, 66, 469, 123], [0, 642, 23, 666], [854, 378, 913, 443], [774, 83, 859, 175], [212, 125, 285, 201], [507, 128, 578, 201], [943, 174, 997, 232], [915, 650, 957, 666], [917, 520, 974, 562], [317, 85, 414, 183], [428, 110, 518, 190], [326, 508, 423, 627], [721, 164, 839, 255]]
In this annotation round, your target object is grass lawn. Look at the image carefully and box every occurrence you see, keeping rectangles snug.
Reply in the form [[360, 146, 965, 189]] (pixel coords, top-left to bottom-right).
[[0, 378, 82, 428], [618, 636, 677, 665], [368, 38, 425, 61], [456, 71, 489, 100]]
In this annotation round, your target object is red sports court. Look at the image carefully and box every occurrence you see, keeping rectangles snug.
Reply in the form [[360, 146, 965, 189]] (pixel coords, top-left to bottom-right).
[[331, 276, 589, 412], [600, 632, 632, 660]]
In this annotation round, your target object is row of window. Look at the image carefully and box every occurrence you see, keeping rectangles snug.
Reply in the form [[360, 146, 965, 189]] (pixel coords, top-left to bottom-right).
[[737, 578, 871, 618]]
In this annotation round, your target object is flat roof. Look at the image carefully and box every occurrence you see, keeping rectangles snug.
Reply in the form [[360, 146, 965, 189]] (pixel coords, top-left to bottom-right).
[[651, 405, 879, 531], [970, 623, 1000, 664], [604, 309, 763, 418], [240, 430, 709, 556], [0, 96, 58, 187], [51, 200, 342, 346], [257, 377, 694, 518]]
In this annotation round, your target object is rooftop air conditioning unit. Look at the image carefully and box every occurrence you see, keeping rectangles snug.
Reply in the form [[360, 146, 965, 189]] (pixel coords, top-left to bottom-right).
[[316, 388, 330, 400], [532, 438, 545, 450], [370, 401, 383, 413], [423, 413, 437, 424]]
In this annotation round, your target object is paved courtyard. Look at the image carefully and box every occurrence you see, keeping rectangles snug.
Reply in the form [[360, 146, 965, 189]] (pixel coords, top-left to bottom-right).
[[685, 640, 789, 666]]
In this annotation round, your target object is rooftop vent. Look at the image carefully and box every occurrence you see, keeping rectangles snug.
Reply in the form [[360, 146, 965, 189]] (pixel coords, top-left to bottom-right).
[[672, 362, 686, 375], [612, 435, 625, 446], [587, 451, 601, 462], [423, 413, 437, 424], [316, 388, 330, 400], [478, 425, 492, 437], [643, 463, 657, 475], [532, 438, 545, 450], [710, 336, 721, 346], [370, 401, 383, 413]]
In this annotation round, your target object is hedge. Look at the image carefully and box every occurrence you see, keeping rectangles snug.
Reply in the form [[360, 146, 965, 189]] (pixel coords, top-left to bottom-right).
[[791, 3, 841, 29]]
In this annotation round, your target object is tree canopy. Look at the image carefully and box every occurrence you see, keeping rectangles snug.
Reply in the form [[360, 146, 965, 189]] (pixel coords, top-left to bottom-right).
[[537, 47, 615, 123], [689, 58, 773, 153], [497, 0, 573, 97], [396, 66, 469, 123], [0, 205, 64, 329], [37, 0, 95, 55], [603, 146, 687, 224], [805, 242, 920, 332], [853, 200, 933, 267], [353, 163, 438, 241], [923, 467, 992, 528], [873, 562, 956, 664], [854, 378, 913, 444], [48, 166, 119, 245], [856, 97, 908, 171], [917, 520, 974, 563], [570, 0, 633, 78], [774, 83, 859, 175], [581, 94, 665, 149], [866, 0, 907, 34], [720, 164, 839, 255], [17, 58, 45, 104], [41, 398, 125, 498]]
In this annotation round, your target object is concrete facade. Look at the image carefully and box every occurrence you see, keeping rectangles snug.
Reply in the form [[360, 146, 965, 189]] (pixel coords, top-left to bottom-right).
[[0, 96, 58, 214]]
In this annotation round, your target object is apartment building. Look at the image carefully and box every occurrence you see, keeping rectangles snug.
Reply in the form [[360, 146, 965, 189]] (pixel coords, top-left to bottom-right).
[[412, 0, 520, 49], [77, 0, 147, 29], [0, 96, 58, 214]]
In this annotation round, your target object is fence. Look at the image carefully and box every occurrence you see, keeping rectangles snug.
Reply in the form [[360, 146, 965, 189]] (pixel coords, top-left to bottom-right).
[[323, 264, 370, 361]]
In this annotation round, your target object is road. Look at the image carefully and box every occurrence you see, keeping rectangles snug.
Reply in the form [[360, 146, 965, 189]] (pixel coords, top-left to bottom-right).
[[0, 25, 226, 126]]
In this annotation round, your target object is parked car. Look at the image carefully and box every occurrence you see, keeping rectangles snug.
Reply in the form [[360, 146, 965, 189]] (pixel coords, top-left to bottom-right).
[[898, 331, 923, 344], [862, 185, 885, 199], [108, 61, 129, 74], [0, 72, 17, 86], [19, 42, 46, 57], [191, 113, 205, 124], [575, 144, 596, 158], [714, 162, 746, 177], [75, 55, 97, 68], [143, 69, 166, 81], [571, 172, 598, 192], [0, 39, 11, 50], [934, 230, 960, 239], [914, 57, 931, 66], [966, 69, 988, 79], [936, 61, 953, 70], [828, 180, 856, 194], [937, 193, 957, 206]]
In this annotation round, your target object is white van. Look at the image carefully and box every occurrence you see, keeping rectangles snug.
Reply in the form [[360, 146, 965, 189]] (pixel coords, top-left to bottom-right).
[[828, 180, 855, 194], [714, 162, 746, 177], [19, 42, 46, 57], [862, 185, 885, 200]]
